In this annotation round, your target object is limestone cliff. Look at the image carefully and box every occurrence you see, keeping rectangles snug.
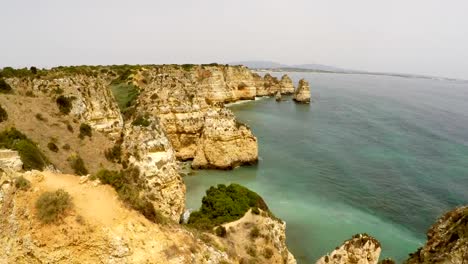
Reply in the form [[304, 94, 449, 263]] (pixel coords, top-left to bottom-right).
[[316, 234, 381, 264], [0, 170, 229, 263], [121, 118, 185, 221], [192, 108, 258, 169], [132, 65, 262, 169], [293, 78, 311, 103], [405, 206, 468, 264]]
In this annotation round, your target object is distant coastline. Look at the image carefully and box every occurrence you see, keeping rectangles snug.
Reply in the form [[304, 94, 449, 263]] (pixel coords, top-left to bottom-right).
[[253, 67, 466, 82]]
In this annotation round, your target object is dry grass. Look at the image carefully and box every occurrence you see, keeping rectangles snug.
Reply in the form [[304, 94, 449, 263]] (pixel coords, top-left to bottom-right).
[[0, 90, 119, 174]]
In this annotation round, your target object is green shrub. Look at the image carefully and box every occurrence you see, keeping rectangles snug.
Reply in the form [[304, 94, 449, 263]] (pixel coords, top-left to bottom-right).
[[263, 247, 273, 259], [35, 189, 72, 223], [78, 123, 92, 139], [55, 95, 74, 114], [188, 184, 269, 230], [251, 207, 260, 215], [131, 115, 151, 127], [249, 226, 260, 239], [0, 105, 7, 122], [35, 113, 46, 122], [215, 225, 227, 237], [62, 144, 71, 150], [94, 168, 166, 224], [14, 176, 31, 190], [245, 245, 257, 257], [30, 66, 37, 74], [69, 155, 88, 175], [109, 82, 139, 112], [15, 139, 49, 170], [181, 64, 195, 71], [104, 144, 121, 163], [66, 123, 73, 132], [0, 79, 12, 93], [47, 142, 59, 152]]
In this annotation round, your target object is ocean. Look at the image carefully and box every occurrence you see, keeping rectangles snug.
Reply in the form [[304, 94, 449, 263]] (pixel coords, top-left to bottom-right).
[[184, 72, 468, 263]]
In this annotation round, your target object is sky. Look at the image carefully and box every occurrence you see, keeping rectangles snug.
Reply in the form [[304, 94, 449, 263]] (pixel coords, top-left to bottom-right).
[[1, 0, 468, 79]]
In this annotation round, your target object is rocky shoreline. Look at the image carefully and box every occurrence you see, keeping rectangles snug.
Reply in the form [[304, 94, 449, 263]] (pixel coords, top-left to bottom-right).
[[0, 64, 465, 263]]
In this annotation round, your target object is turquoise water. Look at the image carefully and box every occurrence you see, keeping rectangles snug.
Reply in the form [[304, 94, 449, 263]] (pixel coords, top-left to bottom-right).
[[184, 73, 468, 263]]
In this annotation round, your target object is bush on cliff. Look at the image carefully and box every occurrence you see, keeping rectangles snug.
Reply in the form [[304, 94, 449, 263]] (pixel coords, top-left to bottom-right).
[[110, 83, 139, 113], [69, 155, 88, 175], [132, 115, 151, 127], [0, 128, 49, 170], [35, 189, 72, 224], [94, 168, 166, 224], [55, 95, 75, 115], [0, 79, 13, 93], [188, 184, 269, 230], [78, 123, 92, 139]]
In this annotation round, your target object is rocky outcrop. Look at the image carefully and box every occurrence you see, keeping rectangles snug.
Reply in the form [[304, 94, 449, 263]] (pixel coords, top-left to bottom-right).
[[316, 234, 381, 264], [0, 171, 231, 263], [134, 65, 260, 169], [280, 74, 295, 94], [192, 108, 258, 169], [405, 206, 468, 264], [293, 78, 311, 103], [220, 209, 297, 264], [257, 73, 281, 96], [275, 91, 282, 102], [121, 118, 185, 221], [0, 149, 22, 172]]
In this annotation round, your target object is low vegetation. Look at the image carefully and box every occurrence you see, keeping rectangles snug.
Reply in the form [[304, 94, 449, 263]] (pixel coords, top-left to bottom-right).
[[0, 128, 49, 170], [131, 115, 151, 127], [93, 168, 166, 224], [0, 105, 8, 122], [104, 144, 122, 163], [47, 142, 59, 152], [0, 79, 13, 94], [188, 184, 269, 230], [35, 189, 72, 224], [55, 95, 75, 115], [14, 176, 31, 190], [110, 80, 139, 113], [69, 155, 88, 175], [78, 123, 92, 139]]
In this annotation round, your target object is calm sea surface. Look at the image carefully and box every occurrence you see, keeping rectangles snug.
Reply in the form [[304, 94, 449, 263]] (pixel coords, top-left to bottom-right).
[[184, 72, 468, 263]]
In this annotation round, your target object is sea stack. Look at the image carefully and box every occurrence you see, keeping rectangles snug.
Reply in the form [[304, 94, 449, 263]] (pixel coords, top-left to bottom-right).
[[280, 74, 295, 94], [275, 91, 282, 101], [316, 234, 381, 264], [293, 78, 311, 103]]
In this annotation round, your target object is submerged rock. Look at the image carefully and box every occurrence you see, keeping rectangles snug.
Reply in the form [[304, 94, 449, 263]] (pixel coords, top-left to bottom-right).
[[275, 91, 282, 101], [405, 206, 468, 264], [293, 79, 311, 104], [316, 233, 381, 264]]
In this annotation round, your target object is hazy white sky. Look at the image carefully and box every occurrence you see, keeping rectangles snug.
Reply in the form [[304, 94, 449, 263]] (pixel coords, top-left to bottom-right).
[[1, 0, 467, 79]]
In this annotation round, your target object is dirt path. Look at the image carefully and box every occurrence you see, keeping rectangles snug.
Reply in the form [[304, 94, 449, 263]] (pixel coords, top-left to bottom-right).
[[38, 172, 129, 226]]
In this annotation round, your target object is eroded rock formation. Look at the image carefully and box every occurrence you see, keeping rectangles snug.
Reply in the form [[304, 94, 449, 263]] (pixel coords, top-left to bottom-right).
[[293, 78, 311, 103], [280, 74, 295, 94], [316, 234, 381, 264], [405, 206, 468, 264], [192, 108, 258, 169], [121, 118, 185, 221]]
